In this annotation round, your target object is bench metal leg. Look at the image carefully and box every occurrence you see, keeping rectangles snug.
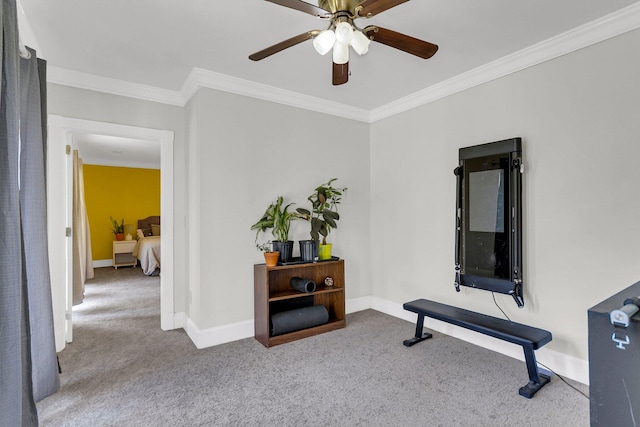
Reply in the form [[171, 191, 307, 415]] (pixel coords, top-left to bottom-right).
[[403, 314, 433, 347], [518, 344, 551, 398]]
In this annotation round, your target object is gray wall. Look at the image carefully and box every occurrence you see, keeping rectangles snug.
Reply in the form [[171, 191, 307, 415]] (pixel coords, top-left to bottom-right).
[[47, 26, 640, 366], [47, 85, 190, 313], [370, 28, 640, 361], [48, 84, 372, 330], [188, 88, 371, 326]]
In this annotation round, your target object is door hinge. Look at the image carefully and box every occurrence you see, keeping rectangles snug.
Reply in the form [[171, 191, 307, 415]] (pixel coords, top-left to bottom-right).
[[65, 311, 72, 320], [65, 144, 71, 155], [65, 227, 71, 237]]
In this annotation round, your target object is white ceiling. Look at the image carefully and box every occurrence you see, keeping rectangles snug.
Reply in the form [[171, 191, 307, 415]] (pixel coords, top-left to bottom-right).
[[17, 0, 640, 164], [20, 0, 640, 110], [73, 133, 161, 169]]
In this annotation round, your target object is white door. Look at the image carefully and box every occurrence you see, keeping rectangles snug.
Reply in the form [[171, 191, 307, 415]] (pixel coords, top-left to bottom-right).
[[47, 116, 176, 352], [46, 116, 74, 351]]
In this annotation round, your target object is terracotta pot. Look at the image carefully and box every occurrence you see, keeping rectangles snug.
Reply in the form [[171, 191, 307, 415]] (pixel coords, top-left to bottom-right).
[[115, 233, 125, 241], [264, 251, 280, 267]]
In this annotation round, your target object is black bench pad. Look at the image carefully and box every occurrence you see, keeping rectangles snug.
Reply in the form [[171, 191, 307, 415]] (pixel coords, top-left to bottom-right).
[[403, 298, 552, 398], [403, 299, 552, 349]]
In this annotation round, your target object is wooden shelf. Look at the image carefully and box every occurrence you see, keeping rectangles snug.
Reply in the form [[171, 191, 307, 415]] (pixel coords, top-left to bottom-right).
[[254, 259, 345, 348], [269, 285, 343, 302], [266, 318, 346, 347]]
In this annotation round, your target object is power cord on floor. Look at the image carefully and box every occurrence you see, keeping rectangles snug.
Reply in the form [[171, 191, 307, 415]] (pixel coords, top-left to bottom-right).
[[491, 292, 590, 400]]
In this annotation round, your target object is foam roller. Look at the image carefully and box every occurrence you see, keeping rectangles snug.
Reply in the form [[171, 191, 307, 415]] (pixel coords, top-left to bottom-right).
[[290, 277, 316, 293], [271, 305, 329, 336]]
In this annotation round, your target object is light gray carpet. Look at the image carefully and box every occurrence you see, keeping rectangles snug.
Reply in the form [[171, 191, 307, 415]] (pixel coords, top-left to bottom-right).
[[37, 267, 589, 426]]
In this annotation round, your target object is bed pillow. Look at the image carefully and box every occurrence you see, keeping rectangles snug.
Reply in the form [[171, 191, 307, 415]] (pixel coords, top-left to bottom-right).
[[151, 224, 161, 236], [137, 229, 145, 240]]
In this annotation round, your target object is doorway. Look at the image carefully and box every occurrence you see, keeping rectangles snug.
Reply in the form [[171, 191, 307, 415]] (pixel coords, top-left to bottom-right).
[[47, 116, 175, 351]]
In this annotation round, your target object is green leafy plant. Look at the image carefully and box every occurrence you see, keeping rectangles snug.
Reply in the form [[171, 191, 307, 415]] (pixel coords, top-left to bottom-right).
[[110, 216, 124, 234], [297, 178, 347, 245], [250, 196, 300, 243], [256, 242, 273, 253]]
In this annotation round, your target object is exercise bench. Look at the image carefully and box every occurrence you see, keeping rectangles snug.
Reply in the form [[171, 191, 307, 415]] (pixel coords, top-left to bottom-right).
[[403, 298, 552, 398]]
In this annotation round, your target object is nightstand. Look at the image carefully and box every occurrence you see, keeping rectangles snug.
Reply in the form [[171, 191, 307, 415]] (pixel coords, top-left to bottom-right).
[[113, 240, 137, 269]]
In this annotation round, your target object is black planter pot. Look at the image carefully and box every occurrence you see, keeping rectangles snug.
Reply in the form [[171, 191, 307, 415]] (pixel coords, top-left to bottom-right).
[[272, 241, 294, 263], [299, 240, 319, 263]]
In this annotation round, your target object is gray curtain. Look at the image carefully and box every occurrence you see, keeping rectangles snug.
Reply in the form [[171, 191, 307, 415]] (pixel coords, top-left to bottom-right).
[[20, 47, 60, 402], [1, 0, 60, 425], [0, 1, 36, 425]]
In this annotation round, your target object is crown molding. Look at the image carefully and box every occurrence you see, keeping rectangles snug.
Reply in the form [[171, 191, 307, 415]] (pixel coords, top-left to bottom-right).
[[47, 66, 371, 122], [370, 2, 640, 122], [47, 67, 184, 106], [181, 68, 371, 122], [45, 2, 640, 124]]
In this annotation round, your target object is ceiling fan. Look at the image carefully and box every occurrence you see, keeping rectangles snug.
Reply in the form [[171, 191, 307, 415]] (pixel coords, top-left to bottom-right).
[[249, 0, 438, 85]]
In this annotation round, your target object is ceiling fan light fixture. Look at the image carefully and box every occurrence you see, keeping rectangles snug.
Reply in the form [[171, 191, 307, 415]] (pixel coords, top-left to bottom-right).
[[332, 41, 349, 64], [313, 29, 336, 55], [334, 21, 354, 44], [250, 0, 440, 84], [351, 30, 370, 55]]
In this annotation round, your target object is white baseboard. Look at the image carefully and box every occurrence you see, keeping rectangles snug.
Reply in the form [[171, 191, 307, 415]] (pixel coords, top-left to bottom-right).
[[182, 314, 254, 349], [346, 296, 372, 314], [93, 259, 112, 268], [177, 297, 375, 350], [174, 296, 589, 385], [172, 312, 187, 329]]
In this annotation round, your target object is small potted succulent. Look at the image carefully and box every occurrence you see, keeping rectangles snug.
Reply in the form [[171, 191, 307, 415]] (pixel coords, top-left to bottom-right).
[[257, 242, 279, 267], [297, 178, 347, 261], [250, 196, 300, 262], [110, 216, 125, 241]]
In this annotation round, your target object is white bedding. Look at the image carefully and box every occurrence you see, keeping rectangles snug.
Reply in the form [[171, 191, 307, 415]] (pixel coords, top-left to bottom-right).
[[133, 236, 161, 275]]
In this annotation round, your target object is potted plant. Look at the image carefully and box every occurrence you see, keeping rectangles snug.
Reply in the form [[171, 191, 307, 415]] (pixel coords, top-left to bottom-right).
[[257, 242, 279, 267], [297, 178, 347, 261], [110, 216, 125, 241], [250, 196, 299, 262]]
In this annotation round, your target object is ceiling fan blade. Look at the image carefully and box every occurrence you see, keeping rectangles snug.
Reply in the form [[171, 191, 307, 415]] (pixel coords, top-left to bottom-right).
[[332, 62, 349, 85], [266, 0, 332, 18], [249, 31, 320, 61], [355, 0, 409, 17], [363, 26, 438, 59]]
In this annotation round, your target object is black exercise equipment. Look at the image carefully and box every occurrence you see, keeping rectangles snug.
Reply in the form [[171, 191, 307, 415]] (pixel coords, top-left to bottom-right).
[[589, 280, 640, 425], [290, 277, 316, 293], [271, 305, 329, 336], [455, 138, 524, 307], [403, 299, 552, 398]]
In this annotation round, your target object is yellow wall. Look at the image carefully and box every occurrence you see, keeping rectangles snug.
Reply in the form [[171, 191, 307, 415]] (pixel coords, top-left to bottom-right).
[[83, 165, 160, 260]]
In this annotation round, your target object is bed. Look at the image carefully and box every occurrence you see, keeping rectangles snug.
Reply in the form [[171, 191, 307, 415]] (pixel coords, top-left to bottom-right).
[[133, 216, 161, 275]]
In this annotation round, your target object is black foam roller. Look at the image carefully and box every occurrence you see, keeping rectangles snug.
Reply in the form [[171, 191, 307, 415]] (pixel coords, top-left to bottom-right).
[[290, 277, 316, 293], [271, 305, 329, 336]]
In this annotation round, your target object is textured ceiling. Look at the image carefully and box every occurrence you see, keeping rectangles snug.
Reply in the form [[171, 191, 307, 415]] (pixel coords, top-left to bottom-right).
[[19, 0, 640, 110], [17, 1, 640, 165]]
